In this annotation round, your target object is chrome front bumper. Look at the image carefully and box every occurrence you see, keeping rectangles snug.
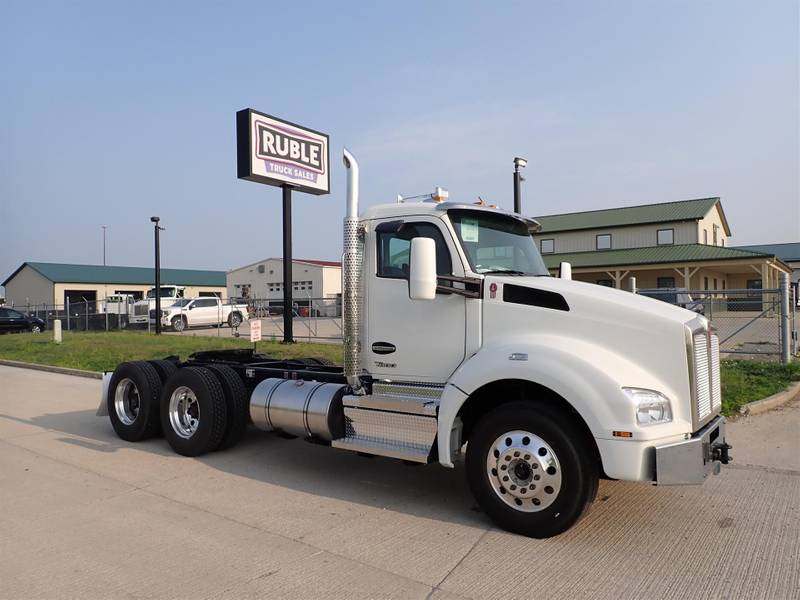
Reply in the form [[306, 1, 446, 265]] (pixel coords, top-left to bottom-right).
[[655, 415, 729, 485]]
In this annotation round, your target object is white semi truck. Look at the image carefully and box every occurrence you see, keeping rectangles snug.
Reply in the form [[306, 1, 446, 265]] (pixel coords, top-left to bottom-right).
[[129, 285, 186, 324], [99, 149, 730, 538]]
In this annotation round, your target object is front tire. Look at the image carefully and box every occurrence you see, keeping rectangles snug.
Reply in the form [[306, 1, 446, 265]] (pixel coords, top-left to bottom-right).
[[171, 316, 186, 332], [160, 367, 228, 456], [30, 324, 42, 333], [465, 402, 598, 538], [228, 312, 242, 328]]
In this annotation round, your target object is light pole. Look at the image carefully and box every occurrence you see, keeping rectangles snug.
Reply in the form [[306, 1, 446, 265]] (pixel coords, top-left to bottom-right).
[[102, 226, 107, 266], [513, 157, 527, 214], [150, 217, 163, 335]]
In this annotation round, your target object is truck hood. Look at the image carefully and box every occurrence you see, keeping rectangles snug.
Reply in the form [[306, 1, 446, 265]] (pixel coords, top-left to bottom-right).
[[481, 275, 701, 424], [499, 275, 704, 327]]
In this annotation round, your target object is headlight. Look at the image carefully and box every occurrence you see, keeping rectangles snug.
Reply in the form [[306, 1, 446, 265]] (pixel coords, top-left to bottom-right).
[[623, 387, 673, 426]]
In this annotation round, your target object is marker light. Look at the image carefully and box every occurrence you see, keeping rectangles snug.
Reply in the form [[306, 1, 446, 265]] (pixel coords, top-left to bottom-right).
[[432, 187, 449, 202], [623, 387, 673, 426]]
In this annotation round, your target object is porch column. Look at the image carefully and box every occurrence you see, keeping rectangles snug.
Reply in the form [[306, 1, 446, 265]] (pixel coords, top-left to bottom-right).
[[605, 270, 629, 289]]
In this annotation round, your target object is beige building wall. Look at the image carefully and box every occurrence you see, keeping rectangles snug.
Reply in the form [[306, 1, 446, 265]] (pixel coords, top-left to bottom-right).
[[536, 220, 697, 254], [321, 266, 342, 298], [227, 259, 340, 300], [697, 205, 729, 247], [4, 266, 53, 306]]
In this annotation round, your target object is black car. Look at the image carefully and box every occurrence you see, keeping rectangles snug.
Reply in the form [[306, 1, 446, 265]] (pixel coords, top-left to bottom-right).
[[0, 307, 46, 333]]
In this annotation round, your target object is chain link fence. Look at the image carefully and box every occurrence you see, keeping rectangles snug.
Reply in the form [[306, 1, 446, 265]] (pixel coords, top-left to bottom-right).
[[7, 295, 344, 343], [636, 286, 797, 360]]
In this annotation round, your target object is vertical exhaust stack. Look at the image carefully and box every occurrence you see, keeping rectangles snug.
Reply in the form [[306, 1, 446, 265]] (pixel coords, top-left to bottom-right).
[[342, 148, 365, 395]]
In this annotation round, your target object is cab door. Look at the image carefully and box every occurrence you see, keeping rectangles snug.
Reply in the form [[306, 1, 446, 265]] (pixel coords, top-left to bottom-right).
[[366, 217, 466, 383], [189, 298, 216, 326]]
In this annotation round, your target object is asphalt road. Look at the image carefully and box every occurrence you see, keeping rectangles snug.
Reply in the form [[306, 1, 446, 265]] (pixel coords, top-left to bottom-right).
[[0, 365, 798, 599]]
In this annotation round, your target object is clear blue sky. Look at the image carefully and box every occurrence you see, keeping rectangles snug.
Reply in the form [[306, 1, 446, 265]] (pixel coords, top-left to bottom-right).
[[1, 0, 797, 289]]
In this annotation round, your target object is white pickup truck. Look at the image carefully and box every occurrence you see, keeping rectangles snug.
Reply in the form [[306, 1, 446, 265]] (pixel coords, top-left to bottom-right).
[[156, 297, 248, 331]]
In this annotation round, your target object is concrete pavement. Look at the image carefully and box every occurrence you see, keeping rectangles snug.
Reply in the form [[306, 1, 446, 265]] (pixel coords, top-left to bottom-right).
[[0, 364, 798, 599]]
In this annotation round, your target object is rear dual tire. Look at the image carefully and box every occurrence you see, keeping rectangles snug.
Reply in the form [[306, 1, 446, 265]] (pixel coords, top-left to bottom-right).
[[107, 361, 163, 442], [159, 365, 249, 456]]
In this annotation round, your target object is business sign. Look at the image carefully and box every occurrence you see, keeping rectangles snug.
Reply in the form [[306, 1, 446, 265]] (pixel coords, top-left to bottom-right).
[[250, 319, 262, 342], [236, 108, 330, 195]]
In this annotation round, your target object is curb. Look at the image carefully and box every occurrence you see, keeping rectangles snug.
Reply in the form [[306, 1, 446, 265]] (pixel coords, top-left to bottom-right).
[[0, 359, 102, 380], [739, 381, 800, 416]]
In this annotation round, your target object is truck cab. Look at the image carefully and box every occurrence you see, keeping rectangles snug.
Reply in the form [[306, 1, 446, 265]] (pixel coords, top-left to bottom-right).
[[129, 285, 186, 324]]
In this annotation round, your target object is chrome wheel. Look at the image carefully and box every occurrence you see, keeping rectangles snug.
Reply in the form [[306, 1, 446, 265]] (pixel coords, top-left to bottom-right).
[[230, 313, 242, 327], [172, 317, 186, 332], [168, 386, 200, 439], [485, 430, 562, 512], [30, 324, 42, 333], [114, 378, 140, 425]]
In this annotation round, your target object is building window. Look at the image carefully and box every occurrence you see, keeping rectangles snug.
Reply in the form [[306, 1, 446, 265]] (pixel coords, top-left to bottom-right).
[[657, 277, 675, 288], [704, 276, 709, 290], [713, 224, 719, 246], [713, 278, 717, 290], [721, 238, 725, 247], [596, 234, 612, 250], [722, 280, 726, 290], [596, 279, 614, 287], [257, 264, 265, 274], [703, 229, 708, 244], [540, 239, 554, 254], [657, 229, 674, 245]]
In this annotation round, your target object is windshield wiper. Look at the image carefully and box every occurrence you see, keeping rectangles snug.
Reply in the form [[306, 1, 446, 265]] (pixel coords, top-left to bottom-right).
[[479, 269, 527, 275]]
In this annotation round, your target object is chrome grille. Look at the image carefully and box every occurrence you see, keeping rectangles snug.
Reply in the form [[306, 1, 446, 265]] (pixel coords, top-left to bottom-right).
[[710, 333, 721, 411], [134, 304, 149, 316], [693, 332, 712, 422]]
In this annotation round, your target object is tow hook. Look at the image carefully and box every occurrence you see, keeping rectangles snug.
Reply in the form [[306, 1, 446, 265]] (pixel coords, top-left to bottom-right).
[[711, 441, 733, 464]]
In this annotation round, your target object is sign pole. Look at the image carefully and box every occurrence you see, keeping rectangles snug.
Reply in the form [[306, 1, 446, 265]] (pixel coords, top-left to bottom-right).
[[282, 185, 293, 343]]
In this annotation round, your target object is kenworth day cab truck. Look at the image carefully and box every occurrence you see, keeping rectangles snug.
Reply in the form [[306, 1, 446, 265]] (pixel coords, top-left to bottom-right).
[[99, 149, 731, 538]]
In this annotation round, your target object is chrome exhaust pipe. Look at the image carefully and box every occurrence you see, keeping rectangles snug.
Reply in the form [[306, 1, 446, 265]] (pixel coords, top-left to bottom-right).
[[342, 148, 365, 395]]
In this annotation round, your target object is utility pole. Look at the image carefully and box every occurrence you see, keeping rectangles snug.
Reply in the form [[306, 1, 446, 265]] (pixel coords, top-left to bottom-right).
[[102, 226, 107, 266], [150, 217, 163, 334], [513, 157, 527, 214]]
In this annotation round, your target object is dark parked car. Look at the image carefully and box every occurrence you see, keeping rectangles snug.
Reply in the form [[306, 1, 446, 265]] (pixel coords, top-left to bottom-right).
[[0, 308, 46, 333]]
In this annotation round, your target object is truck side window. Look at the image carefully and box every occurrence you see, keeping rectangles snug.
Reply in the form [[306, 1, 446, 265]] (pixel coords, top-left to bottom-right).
[[377, 222, 452, 279]]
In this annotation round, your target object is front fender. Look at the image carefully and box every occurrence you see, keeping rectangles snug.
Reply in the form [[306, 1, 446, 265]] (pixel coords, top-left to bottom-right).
[[437, 334, 688, 467]]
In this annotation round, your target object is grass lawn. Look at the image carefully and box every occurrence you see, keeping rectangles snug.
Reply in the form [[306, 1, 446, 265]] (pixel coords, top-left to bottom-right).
[[720, 360, 800, 416], [0, 331, 342, 372], [2, 332, 797, 418]]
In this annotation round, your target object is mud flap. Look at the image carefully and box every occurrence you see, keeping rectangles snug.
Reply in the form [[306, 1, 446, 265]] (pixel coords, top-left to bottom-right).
[[96, 372, 112, 417]]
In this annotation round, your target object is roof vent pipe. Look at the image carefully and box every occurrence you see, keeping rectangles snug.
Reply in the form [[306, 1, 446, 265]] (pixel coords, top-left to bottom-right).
[[342, 148, 365, 395]]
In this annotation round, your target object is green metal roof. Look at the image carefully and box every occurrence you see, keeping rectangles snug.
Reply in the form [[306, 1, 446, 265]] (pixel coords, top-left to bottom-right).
[[542, 244, 775, 270], [535, 197, 730, 234], [735, 243, 800, 263], [2, 262, 226, 287]]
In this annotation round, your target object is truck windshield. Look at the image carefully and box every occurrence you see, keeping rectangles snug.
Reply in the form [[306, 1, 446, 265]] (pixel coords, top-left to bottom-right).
[[147, 287, 177, 299], [448, 209, 549, 276], [171, 299, 191, 307]]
